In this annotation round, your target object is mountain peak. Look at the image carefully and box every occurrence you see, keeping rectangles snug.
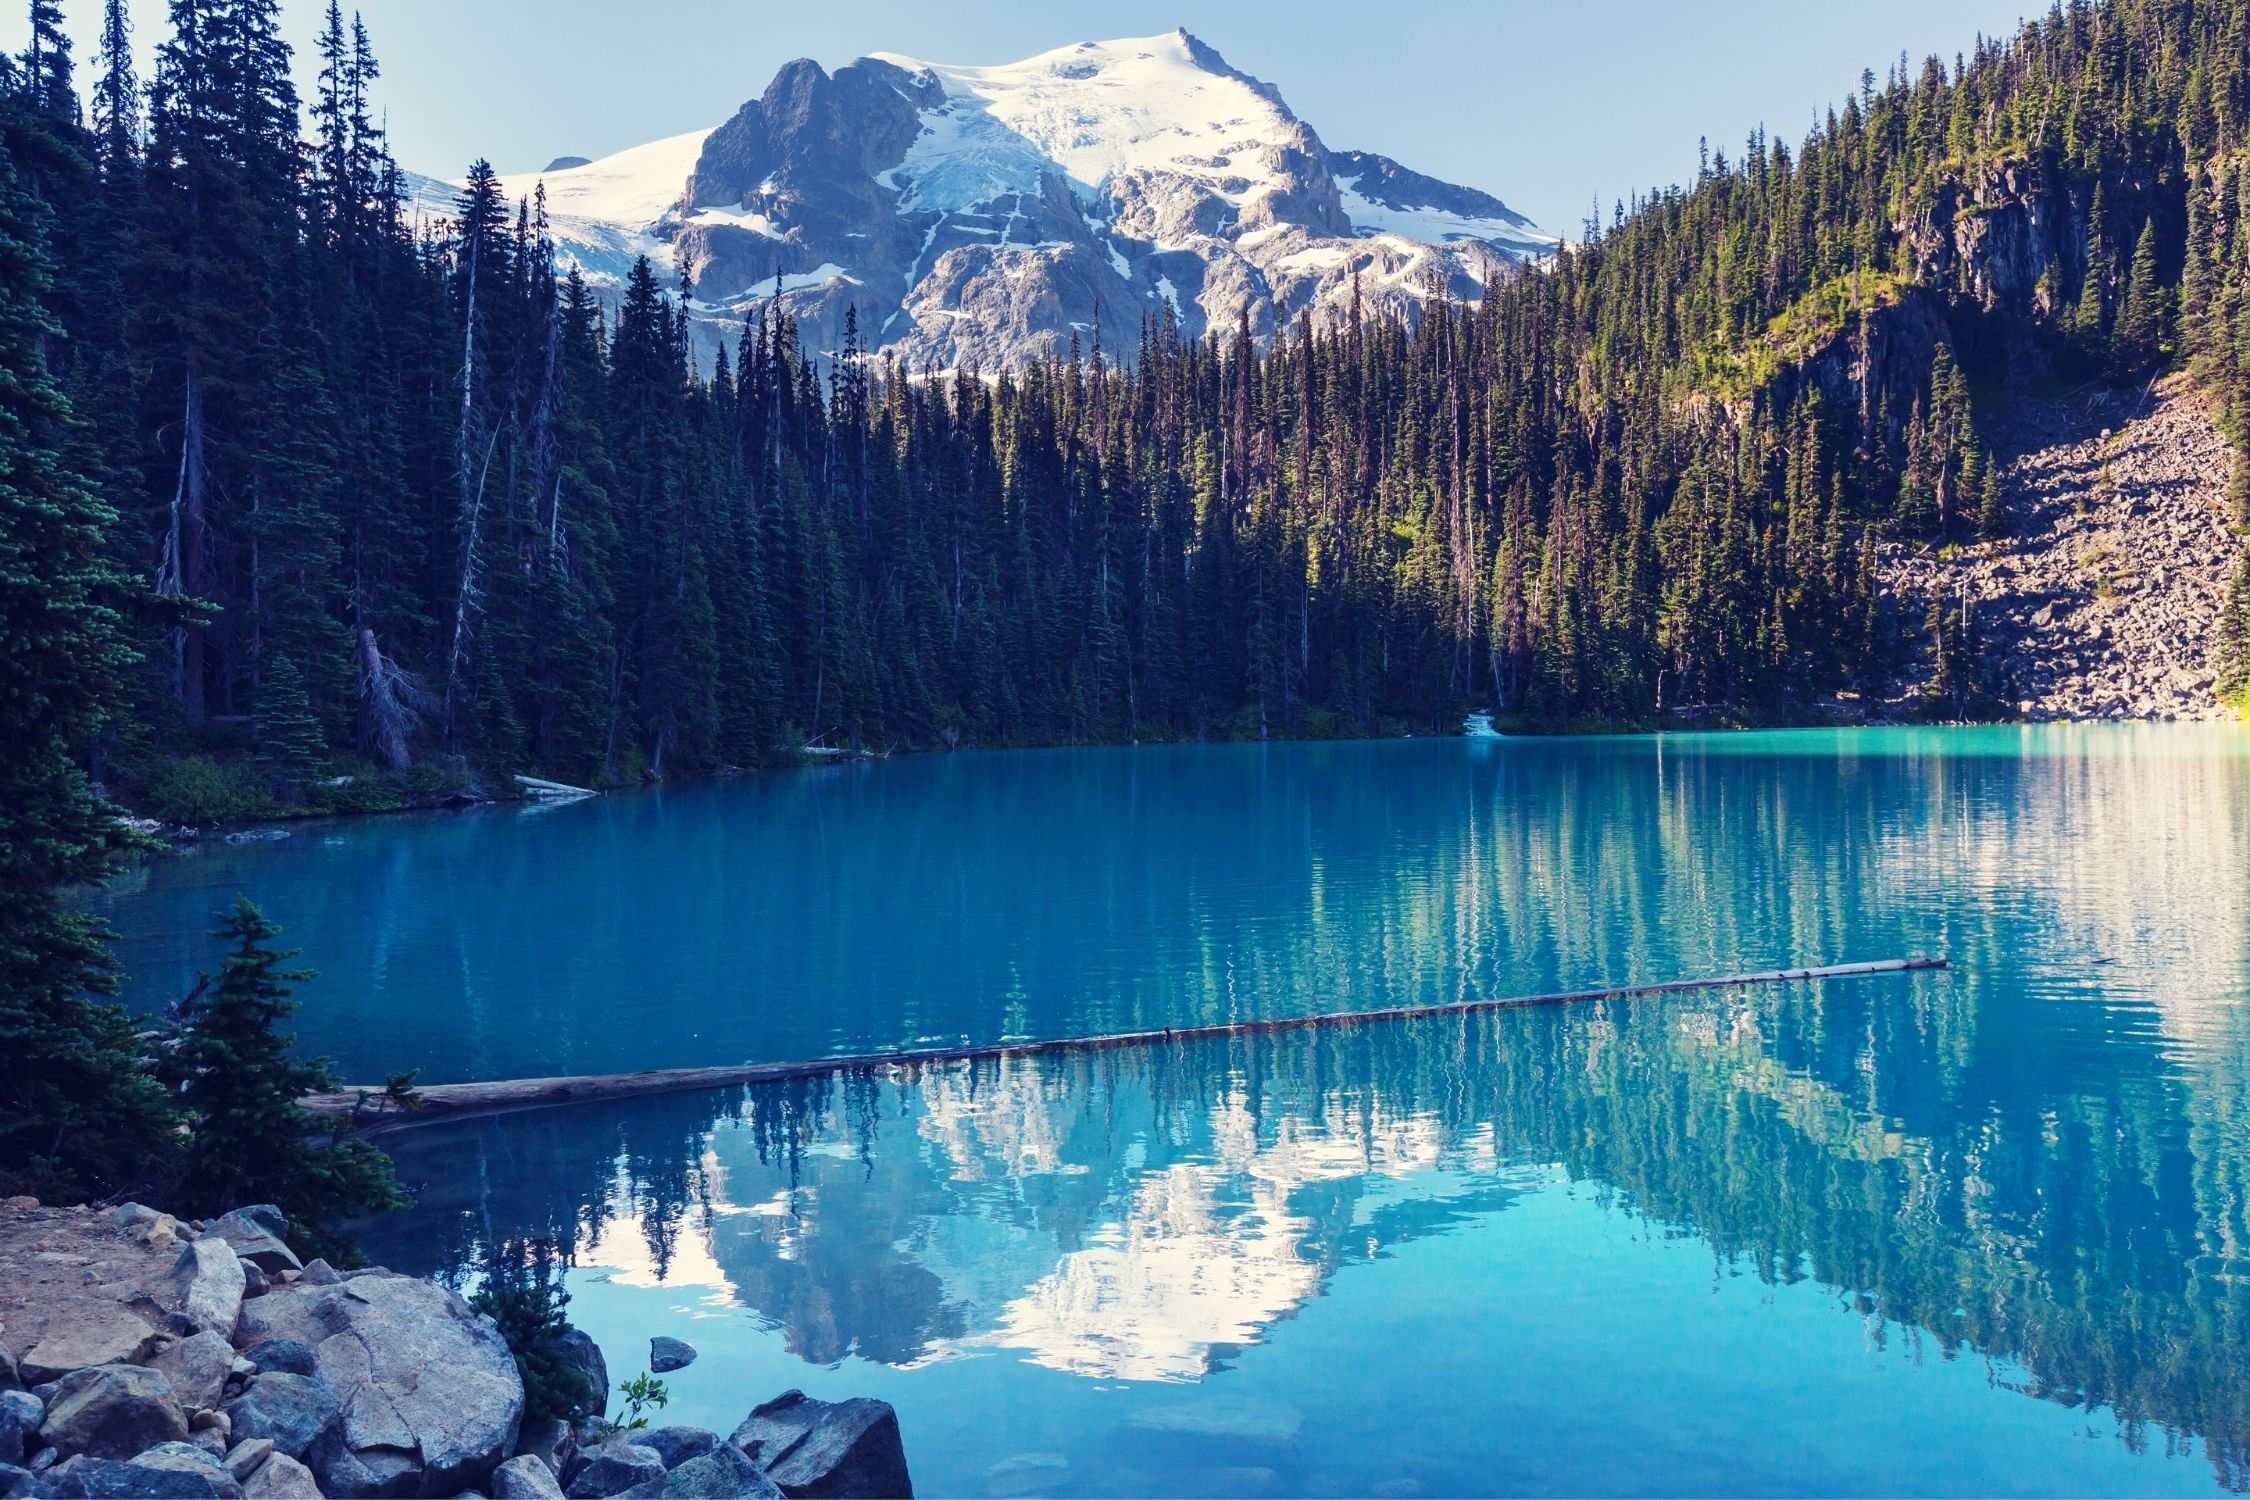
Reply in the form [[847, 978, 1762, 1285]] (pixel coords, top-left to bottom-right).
[[445, 34, 1554, 369]]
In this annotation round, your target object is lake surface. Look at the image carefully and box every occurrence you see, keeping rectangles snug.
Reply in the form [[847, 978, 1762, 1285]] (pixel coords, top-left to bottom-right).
[[91, 726, 2250, 1494]]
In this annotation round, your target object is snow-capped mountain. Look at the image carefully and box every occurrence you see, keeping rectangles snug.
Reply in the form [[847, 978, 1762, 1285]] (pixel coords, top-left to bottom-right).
[[423, 30, 1555, 367]]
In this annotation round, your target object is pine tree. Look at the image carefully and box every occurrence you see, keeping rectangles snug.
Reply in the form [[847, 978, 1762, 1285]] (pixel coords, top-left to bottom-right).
[[168, 899, 407, 1264], [2215, 553, 2250, 707], [1975, 451, 2005, 539], [0, 70, 178, 1201], [2113, 217, 2167, 376], [257, 654, 326, 788]]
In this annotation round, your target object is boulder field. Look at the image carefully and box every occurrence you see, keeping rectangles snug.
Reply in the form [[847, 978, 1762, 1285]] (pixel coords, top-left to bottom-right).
[[0, 1199, 911, 1499]]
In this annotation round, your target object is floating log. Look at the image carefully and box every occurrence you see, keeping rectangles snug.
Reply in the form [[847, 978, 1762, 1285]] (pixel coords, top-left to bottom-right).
[[513, 774, 598, 799], [305, 956, 1946, 1135]]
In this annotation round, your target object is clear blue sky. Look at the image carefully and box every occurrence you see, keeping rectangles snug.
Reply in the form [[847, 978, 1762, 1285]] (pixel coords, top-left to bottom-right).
[[5, 0, 2033, 234]]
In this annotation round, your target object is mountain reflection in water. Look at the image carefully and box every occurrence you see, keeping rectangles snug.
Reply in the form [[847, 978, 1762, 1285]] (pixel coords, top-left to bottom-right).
[[368, 949, 2250, 1489], [151, 724, 2248, 1494]]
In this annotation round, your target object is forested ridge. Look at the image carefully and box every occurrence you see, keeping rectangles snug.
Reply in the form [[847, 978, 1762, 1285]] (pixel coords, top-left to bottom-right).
[[4, 0, 2250, 1189]]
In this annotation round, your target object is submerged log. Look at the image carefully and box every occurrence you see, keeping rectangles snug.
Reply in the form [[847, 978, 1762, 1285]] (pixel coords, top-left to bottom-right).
[[304, 957, 1947, 1135]]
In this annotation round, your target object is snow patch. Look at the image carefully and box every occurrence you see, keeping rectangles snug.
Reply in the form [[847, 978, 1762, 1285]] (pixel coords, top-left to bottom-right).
[[1337, 178, 1558, 254], [493, 127, 713, 228], [869, 32, 1295, 206]]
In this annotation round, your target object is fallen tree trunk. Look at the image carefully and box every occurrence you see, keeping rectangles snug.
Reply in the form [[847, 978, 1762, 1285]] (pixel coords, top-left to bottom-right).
[[512, 773, 598, 799], [305, 956, 1947, 1135]]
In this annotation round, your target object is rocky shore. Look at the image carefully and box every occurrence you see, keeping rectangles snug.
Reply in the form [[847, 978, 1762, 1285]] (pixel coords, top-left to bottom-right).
[[0, 1200, 911, 1499]]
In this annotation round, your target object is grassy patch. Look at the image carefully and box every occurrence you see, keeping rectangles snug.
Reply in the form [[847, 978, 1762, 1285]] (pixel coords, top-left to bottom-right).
[[1696, 271, 1912, 403], [122, 751, 471, 829]]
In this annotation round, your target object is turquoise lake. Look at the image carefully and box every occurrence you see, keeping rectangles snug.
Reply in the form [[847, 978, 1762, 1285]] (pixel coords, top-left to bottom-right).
[[89, 725, 2250, 1495]]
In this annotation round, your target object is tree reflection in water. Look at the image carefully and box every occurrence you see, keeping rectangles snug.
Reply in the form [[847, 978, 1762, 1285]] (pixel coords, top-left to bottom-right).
[[366, 951, 2250, 1487]]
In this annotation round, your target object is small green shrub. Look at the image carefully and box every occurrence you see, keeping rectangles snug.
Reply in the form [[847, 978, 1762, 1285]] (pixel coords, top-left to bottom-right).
[[471, 1264, 595, 1424], [398, 763, 470, 802], [307, 774, 409, 816], [138, 756, 286, 826], [604, 1373, 670, 1435]]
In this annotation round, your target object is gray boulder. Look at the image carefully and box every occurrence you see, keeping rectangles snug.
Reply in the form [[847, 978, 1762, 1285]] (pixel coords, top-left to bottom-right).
[[645, 1339, 695, 1375], [43, 1453, 238, 1498], [729, 1392, 912, 1499], [554, 1333, 606, 1422], [237, 1343, 317, 1380], [220, 1374, 338, 1461], [307, 1439, 414, 1498], [491, 1454, 565, 1499], [238, 1273, 522, 1496], [637, 1428, 715, 1469], [240, 1452, 319, 1498], [218, 1440, 272, 1482], [296, 1262, 340, 1288], [564, 1442, 664, 1498], [130, 1443, 238, 1491], [512, 1419, 575, 1477], [0, 1461, 39, 1499], [153, 1333, 237, 1414], [16, 1308, 159, 1385], [173, 1242, 246, 1341], [0, 1392, 40, 1467], [201, 1213, 299, 1280], [621, 1441, 781, 1499], [37, 1367, 188, 1461]]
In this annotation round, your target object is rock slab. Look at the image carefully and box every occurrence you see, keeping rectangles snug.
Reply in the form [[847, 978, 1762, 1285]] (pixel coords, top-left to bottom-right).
[[200, 1213, 300, 1280], [38, 1366, 188, 1461], [621, 1440, 781, 1499], [173, 1243, 246, 1342], [219, 1374, 337, 1463], [636, 1427, 715, 1470], [730, 1391, 912, 1499], [492, 1453, 566, 1499], [235, 1272, 523, 1496], [152, 1332, 237, 1414], [240, 1452, 320, 1498], [44, 1452, 240, 1498], [564, 1440, 664, 1498]]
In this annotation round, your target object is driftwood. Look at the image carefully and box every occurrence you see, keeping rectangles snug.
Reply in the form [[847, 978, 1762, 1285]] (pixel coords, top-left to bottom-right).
[[302, 957, 1947, 1136], [512, 773, 598, 799]]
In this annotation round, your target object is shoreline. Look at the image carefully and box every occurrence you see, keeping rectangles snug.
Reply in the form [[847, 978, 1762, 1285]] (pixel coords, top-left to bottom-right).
[[114, 709, 2245, 851]]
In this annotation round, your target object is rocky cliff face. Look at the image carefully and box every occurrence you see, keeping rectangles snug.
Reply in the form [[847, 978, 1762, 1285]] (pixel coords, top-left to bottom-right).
[[440, 30, 1554, 369], [1899, 156, 2186, 375]]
